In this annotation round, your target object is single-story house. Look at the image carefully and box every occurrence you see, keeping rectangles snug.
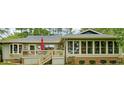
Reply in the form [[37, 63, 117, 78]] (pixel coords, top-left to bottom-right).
[[0, 29, 124, 65]]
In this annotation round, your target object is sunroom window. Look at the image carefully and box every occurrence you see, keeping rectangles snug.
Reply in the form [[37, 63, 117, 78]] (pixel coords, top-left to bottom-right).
[[101, 41, 106, 54], [68, 41, 73, 54], [88, 41, 93, 54], [81, 41, 86, 54], [108, 41, 113, 54], [74, 41, 79, 54], [95, 41, 100, 54]]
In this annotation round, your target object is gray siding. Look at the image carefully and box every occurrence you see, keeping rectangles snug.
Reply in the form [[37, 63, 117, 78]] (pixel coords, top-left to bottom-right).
[[2, 44, 10, 59]]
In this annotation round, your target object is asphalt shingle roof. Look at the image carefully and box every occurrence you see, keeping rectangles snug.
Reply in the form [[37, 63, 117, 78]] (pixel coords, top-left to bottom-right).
[[1, 35, 62, 43], [0, 30, 117, 44], [63, 34, 116, 39]]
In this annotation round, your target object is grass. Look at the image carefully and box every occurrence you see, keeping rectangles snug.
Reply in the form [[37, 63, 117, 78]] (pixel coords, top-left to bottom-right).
[[0, 62, 16, 65]]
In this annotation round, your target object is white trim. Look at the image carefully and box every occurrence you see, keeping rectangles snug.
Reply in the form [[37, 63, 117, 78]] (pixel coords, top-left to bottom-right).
[[99, 41, 101, 54], [113, 41, 114, 54], [66, 54, 120, 57], [9, 44, 23, 54], [80, 29, 103, 35], [17, 44, 19, 54], [106, 41, 108, 54], [86, 40, 88, 54]]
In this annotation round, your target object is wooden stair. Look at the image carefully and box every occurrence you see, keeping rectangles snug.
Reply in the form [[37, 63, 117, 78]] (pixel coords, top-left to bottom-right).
[[39, 53, 52, 65]]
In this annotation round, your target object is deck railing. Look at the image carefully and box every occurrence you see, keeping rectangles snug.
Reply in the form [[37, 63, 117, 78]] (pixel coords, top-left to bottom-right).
[[22, 50, 64, 57]]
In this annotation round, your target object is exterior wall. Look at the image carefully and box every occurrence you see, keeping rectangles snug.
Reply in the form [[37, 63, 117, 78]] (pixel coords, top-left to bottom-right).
[[2, 44, 22, 63], [52, 57, 64, 65], [67, 57, 122, 64], [2, 44, 11, 60], [22, 57, 39, 65]]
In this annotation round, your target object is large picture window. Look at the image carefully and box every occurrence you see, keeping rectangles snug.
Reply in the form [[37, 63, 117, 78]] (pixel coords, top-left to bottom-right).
[[81, 41, 86, 54], [10, 44, 22, 54], [88, 41, 93, 54], [95, 41, 100, 54], [68, 41, 73, 54], [74, 41, 79, 54], [108, 41, 113, 54], [114, 41, 119, 54], [101, 41, 106, 54]]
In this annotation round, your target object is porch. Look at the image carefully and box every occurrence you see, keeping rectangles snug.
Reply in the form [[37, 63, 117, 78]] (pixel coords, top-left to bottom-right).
[[21, 50, 65, 65]]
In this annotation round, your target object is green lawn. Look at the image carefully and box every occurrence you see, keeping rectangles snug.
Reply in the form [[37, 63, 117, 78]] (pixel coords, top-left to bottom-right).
[[0, 62, 16, 65]]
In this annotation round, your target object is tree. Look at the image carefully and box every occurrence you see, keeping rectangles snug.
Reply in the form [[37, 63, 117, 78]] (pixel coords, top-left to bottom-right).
[[33, 28, 50, 35], [0, 28, 9, 39]]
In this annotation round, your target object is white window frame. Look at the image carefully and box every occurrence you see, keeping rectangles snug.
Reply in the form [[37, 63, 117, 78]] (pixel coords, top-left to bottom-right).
[[9, 44, 22, 54]]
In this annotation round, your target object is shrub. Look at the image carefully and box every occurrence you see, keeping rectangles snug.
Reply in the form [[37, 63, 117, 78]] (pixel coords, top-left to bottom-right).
[[100, 60, 107, 64], [79, 60, 85, 64], [110, 60, 117, 64], [89, 60, 96, 64]]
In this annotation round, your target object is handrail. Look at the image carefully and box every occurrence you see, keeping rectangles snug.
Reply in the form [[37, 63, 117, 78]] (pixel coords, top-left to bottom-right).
[[22, 50, 64, 64]]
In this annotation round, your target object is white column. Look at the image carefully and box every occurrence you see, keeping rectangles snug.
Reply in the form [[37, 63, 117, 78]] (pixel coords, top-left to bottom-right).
[[86, 40, 88, 54], [100, 41, 101, 54], [119, 44, 122, 55], [106, 41, 108, 54], [12, 44, 14, 54], [17, 44, 19, 54], [93, 41, 95, 55], [35, 44, 36, 55], [79, 41, 81, 54]]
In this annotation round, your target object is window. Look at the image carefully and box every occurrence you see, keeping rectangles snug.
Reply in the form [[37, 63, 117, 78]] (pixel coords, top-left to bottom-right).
[[30, 45, 35, 50], [101, 41, 106, 54], [81, 41, 86, 54], [88, 41, 93, 54], [68, 41, 73, 54], [10, 45, 13, 53], [114, 41, 119, 54], [95, 41, 100, 54], [74, 41, 79, 54], [14, 45, 18, 53], [10, 44, 22, 54], [108, 41, 113, 54]]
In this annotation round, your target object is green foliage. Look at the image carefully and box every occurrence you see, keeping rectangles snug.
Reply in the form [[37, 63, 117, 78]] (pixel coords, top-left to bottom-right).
[[79, 60, 85, 64], [89, 60, 96, 64], [33, 28, 50, 35], [0, 28, 9, 38]]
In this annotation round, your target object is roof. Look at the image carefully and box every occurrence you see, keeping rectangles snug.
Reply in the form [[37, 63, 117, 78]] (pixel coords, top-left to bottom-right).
[[0, 30, 117, 44], [63, 29, 117, 39], [0, 35, 62, 44]]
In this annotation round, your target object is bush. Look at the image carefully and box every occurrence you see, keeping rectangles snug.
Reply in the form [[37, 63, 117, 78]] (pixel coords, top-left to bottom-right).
[[110, 60, 117, 64], [100, 60, 107, 64], [89, 60, 96, 64], [79, 60, 85, 64]]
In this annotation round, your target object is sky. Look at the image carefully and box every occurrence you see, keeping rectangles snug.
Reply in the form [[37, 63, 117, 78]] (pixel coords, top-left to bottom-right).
[[9, 28, 81, 34]]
